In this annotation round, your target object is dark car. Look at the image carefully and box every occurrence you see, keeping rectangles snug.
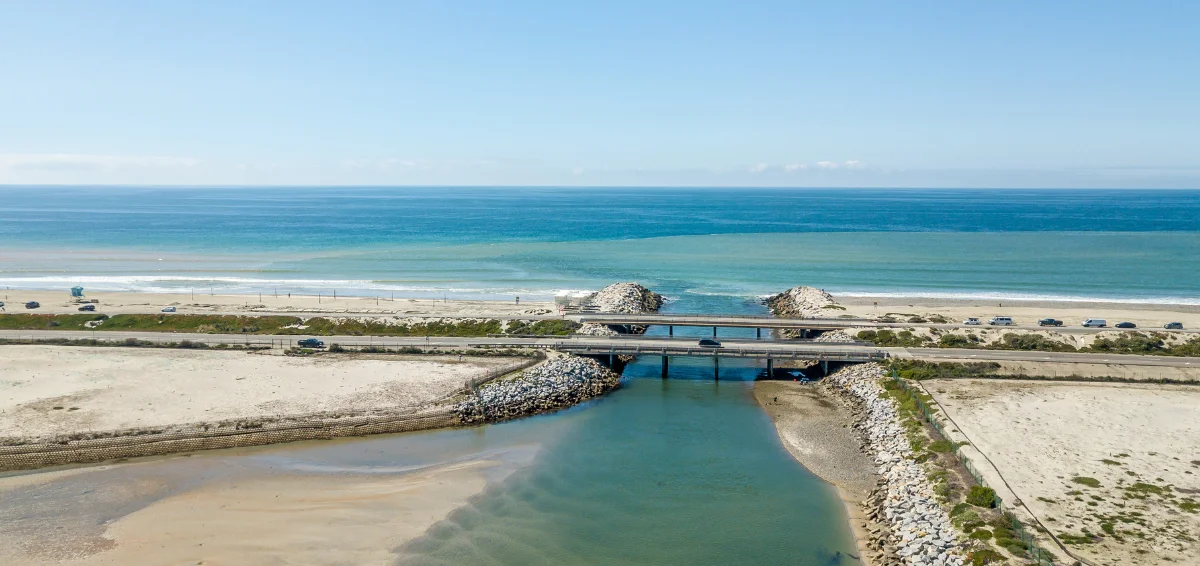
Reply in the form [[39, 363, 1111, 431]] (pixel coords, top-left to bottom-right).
[[1115, 322, 1137, 329], [1037, 318, 1063, 327], [297, 338, 325, 348], [25, 301, 40, 309], [1165, 322, 1184, 330], [78, 304, 96, 311], [697, 338, 722, 348]]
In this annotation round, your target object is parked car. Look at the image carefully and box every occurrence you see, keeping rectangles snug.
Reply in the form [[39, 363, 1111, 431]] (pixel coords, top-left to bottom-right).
[[962, 317, 981, 325], [78, 304, 96, 311], [1082, 318, 1107, 328], [25, 301, 40, 309], [697, 338, 722, 348], [1037, 318, 1063, 327], [1115, 321, 1137, 329], [1164, 322, 1185, 330], [297, 338, 325, 348], [988, 316, 1014, 326], [161, 306, 177, 313]]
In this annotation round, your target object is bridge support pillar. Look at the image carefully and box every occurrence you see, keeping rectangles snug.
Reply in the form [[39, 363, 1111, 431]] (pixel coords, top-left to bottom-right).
[[714, 357, 719, 380], [766, 358, 773, 378], [713, 327, 717, 338], [669, 325, 673, 337], [821, 360, 828, 374], [661, 356, 669, 378], [756, 328, 761, 340], [609, 354, 615, 367]]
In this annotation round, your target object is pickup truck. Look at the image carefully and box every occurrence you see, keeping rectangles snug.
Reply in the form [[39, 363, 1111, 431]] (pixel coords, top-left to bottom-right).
[[1037, 318, 1063, 327]]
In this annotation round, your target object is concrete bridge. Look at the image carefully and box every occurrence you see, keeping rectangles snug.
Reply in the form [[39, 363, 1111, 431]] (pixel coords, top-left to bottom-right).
[[573, 313, 870, 339]]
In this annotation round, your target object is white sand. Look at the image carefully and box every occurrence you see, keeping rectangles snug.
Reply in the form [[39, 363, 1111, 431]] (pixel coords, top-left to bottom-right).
[[1, 289, 558, 317], [0, 345, 520, 442], [926, 379, 1200, 566], [837, 295, 1200, 329]]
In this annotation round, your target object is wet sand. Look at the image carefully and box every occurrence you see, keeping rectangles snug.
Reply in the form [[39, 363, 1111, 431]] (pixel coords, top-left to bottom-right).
[[755, 380, 879, 566], [0, 448, 532, 566]]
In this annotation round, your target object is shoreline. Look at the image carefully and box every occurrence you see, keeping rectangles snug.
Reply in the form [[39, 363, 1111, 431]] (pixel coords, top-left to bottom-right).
[[754, 380, 880, 566]]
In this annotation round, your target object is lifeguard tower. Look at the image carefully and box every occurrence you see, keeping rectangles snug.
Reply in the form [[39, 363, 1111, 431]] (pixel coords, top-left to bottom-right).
[[71, 286, 85, 298]]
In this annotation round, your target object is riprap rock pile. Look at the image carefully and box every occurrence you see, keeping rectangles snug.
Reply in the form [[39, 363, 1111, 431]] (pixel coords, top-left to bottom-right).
[[813, 330, 856, 343], [454, 356, 620, 424], [576, 282, 664, 336], [825, 363, 965, 566], [764, 285, 839, 318]]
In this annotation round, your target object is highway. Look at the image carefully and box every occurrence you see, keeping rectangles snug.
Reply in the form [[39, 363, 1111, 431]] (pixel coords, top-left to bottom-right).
[[4, 330, 1200, 368]]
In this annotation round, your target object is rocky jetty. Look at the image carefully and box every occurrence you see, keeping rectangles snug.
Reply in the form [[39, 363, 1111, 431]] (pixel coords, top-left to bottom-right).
[[576, 282, 665, 336], [453, 356, 621, 424], [764, 285, 840, 318], [825, 363, 965, 566], [814, 330, 856, 343]]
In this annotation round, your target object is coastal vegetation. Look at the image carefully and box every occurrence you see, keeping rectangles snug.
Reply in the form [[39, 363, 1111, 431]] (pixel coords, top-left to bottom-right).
[[0, 314, 580, 337], [859, 327, 1200, 358]]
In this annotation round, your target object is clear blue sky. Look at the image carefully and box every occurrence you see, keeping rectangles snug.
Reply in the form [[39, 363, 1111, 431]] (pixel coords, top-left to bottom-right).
[[1, 1, 1197, 187]]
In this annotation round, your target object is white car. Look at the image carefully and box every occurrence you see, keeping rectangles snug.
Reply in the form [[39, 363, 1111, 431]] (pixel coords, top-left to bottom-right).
[[161, 306, 177, 313], [988, 316, 1015, 326], [962, 317, 981, 325]]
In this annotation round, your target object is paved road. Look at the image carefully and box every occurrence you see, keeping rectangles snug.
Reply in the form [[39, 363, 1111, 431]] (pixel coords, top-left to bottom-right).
[[4, 330, 1200, 368], [899, 347, 1200, 368], [574, 313, 1198, 334]]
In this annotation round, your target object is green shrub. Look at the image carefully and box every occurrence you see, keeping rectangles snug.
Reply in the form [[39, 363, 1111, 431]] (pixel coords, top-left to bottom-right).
[[328, 343, 345, 352], [966, 549, 1004, 565], [1072, 476, 1102, 488], [856, 329, 927, 347], [885, 360, 1002, 381], [967, 486, 997, 508], [991, 333, 1076, 352], [968, 529, 992, 540], [939, 334, 972, 348], [929, 440, 955, 453]]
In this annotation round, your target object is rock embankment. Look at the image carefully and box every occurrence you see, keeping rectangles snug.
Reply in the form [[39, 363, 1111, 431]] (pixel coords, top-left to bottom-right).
[[764, 285, 840, 318], [576, 282, 665, 336], [825, 363, 965, 566], [453, 356, 620, 424]]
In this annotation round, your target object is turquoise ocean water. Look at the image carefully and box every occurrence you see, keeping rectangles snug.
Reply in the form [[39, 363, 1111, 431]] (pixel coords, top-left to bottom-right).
[[2, 186, 1198, 303]]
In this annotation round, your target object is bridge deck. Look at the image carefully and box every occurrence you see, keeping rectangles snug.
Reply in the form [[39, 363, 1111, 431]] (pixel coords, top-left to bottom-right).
[[470, 341, 889, 362], [574, 313, 871, 329]]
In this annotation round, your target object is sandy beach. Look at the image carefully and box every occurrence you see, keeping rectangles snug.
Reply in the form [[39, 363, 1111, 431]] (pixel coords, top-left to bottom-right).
[[0, 445, 536, 566], [755, 380, 880, 566], [926, 379, 1200, 566], [0, 289, 559, 318], [0, 345, 524, 444]]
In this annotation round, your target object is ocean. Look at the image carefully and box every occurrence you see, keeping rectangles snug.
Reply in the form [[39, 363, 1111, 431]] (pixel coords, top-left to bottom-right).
[[2, 186, 1199, 303]]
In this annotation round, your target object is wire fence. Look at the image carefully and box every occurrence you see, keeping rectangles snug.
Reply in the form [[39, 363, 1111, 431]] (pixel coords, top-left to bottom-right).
[[889, 371, 1067, 566]]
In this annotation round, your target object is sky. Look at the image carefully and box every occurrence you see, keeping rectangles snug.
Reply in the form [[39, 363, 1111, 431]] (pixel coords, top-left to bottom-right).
[[1, 1, 1198, 188]]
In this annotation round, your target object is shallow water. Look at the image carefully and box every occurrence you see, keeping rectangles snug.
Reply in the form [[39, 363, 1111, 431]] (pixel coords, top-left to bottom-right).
[[0, 296, 858, 565]]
